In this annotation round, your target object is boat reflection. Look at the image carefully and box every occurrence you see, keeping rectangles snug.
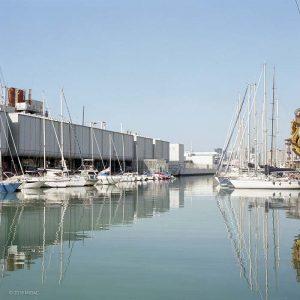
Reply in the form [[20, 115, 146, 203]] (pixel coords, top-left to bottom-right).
[[0, 181, 182, 284], [216, 187, 300, 299]]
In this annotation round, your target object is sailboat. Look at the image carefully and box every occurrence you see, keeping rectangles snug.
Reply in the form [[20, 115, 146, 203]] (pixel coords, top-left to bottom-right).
[[97, 134, 121, 185], [229, 66, 300, 189], [0, 86, 46, 190], [42, 91, 98, 188], [39, 95, 69, 188]]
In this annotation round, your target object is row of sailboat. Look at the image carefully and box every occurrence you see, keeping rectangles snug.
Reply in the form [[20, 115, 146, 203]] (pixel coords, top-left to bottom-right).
[[215, 64, 300, 190], [0, 88, 173, 193]]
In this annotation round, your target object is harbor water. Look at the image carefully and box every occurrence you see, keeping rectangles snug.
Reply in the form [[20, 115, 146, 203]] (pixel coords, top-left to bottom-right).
[[0, 176, 300, 299]]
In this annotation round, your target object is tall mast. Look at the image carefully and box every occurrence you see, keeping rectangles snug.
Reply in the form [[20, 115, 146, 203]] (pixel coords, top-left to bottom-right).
[[60, 90, 65, 170], [42, 95, 46, 170], [90, 122, 94, 161], [109, 134, 112, 175], [121, 123, 125, 172], [270, 68, 276, 167], [247, 85, 252, 172], [136, 138, 139, 174], [253, 83, 258, 172], [0, 85, 3, 180], [237, 94, 243, 170], [262, 63, 268, 165], [276, 95, 279, 166]]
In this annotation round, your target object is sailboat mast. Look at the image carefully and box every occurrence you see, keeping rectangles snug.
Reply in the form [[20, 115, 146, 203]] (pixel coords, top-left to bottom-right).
[[109, 134, 112, 175], [43, 96, 46, 170], [121, 123, 125, 172], [136, 139, 139, 174], [0, 85, 3, 180], [253, 83, 258, 172], [237, 94, 243, 170], [91, 122, 94, 161], [270, 68, 276, 167], [276, 96, 279, 166], [247, 85, 252, 172], [60, 90, 65, 170], [263, 63, 268, 165]]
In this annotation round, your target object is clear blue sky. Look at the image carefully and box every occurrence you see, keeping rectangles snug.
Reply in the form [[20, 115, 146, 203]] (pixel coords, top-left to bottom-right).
[[1, 0, 300, 150]]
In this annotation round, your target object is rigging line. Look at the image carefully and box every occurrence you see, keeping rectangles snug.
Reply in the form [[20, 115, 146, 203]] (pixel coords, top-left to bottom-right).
[[110, 135, 123, 172], [48, 113, 67, 170], [92, 129, 105, 169], [0, 113, 17, 173], [2, 109, 24, 175], [61, 89, 83, 162], [216, 85, 249, 174], [62, 203, 87, 279], [294, 0, 300, 15], [0, 66, 6, 87]]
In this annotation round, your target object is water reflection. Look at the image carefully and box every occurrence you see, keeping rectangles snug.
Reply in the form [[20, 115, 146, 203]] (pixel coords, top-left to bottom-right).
[[2, 176, 300, 299], [216, 187, 300, 299], [0, 181, 180, 283]]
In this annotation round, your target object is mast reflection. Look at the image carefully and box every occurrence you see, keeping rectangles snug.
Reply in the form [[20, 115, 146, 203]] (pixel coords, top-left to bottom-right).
[[216, 188, 300, 300], [0, 181, 183, 283]]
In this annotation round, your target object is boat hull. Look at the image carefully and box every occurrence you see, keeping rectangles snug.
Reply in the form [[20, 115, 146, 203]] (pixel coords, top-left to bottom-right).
[[230, 179, 300, 189], [0, 182, 21, 193], [43, 180, 69, 188], [19, 180, 45, 190]]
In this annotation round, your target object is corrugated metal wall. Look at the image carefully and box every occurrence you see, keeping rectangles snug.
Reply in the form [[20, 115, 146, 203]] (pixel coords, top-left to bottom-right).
[[8, 113, 138, 160], [7, 113, 174, 163], [0, 111, 9, 155], [135, 136, 154, 160], [154, 139, 170, 161], [162, 140, 170, 161], [154, 139, 163, 159]]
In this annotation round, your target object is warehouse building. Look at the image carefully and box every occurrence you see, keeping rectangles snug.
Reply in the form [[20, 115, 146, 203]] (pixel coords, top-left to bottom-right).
[[0, 87, 178, 174], [0, 112, 171, 173]]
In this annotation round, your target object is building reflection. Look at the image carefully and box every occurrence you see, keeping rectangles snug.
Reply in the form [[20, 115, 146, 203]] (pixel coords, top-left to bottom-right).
[[0, 181, 185, 281], [216, 188, 300, 299]]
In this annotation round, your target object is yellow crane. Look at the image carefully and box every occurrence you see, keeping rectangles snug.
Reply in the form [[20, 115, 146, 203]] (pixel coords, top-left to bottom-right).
[[290, 109, 300, 156]]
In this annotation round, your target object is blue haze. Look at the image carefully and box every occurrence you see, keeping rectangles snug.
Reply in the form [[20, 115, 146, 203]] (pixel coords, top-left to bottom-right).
[[0, 0, 300, 149]]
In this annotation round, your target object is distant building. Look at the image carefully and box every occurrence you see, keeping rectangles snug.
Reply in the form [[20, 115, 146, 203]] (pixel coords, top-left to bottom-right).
[[168, 143, 185, 175], [214, 148, 223, 155], [184, 151, 220, 170], [169, 143, 184, 162]]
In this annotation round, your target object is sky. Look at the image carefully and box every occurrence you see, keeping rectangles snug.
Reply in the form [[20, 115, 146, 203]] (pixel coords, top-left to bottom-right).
[[0, 0, 300, 151]]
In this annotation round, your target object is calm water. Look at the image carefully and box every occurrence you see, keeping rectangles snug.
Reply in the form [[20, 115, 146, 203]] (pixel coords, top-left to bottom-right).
[[0, 176, 300, 300]]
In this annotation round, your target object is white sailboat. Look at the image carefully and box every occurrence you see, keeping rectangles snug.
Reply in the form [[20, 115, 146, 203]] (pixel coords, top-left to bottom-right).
[[41, 95, 69, 188], [0, 86, 42, 190], [97, 134, 121, 185], [229, 66, 300, 190]]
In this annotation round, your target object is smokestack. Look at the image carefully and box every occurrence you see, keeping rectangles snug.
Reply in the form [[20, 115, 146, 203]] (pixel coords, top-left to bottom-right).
[[28, 89, 32, 104], [7, 87, 16, 107]]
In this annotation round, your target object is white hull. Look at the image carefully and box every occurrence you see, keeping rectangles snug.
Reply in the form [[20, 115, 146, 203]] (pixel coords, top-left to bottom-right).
[[230, 178, 300, 190], [66, 178, 87, 187], [43, 179, 69, 188], [230, 188, 300, 199], [119, 174, 136, 182], [20, 180, 45, 190], [84, 179, 98, 186], [67, 174, 98, 187], [97, 175, 121, 185]]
